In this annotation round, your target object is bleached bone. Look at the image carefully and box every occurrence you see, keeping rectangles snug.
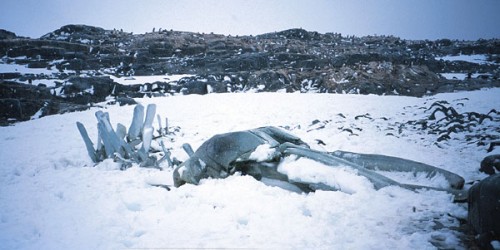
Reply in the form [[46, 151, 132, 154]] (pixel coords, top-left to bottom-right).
[[127, 104, 144, 141], [143, 104, 156, 131], [97, 122, 115, 158], [182, 143, 195, 157], [281, 145, 467, 201], [77, 103, 175, 169], [158, 140, 173, 167], [76, 122, 98, 163], [157, 114, 162, 136], [330, 150, 465, 189], [116, 123, 127, 141]]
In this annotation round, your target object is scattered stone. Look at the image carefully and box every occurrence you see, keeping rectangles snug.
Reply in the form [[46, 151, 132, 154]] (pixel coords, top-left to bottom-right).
[[404, 101, 500, 150]]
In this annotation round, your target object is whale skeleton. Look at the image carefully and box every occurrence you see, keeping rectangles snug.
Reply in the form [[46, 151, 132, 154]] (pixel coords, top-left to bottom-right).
[[173, 126, 467, 202]]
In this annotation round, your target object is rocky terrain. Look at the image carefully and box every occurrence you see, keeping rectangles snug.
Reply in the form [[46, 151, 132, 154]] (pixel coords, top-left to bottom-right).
[[1, 24, 499, 125]]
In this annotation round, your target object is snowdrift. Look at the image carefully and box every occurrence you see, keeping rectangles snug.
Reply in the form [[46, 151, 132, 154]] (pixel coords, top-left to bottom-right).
[[1, 89, 499, 249]]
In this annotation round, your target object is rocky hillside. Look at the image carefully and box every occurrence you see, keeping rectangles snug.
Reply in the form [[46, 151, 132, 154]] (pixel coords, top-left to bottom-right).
[[1, 25, 499, 124]]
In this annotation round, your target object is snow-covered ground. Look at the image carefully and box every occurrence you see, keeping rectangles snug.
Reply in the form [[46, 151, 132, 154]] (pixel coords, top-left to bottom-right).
[[0, 58, 194, 88], [440, 72, 485, 80], [1, 89, 499, 249], [435, 54, 495, 65], [109, 74, 194, 86], [436, 54, 497, 80], [0, 61, 61, 76]]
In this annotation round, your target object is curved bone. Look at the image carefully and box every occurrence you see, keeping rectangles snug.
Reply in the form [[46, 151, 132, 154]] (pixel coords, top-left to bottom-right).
[[280, 145, 467, 202], [173, 130, 271, 187], [330, 150, 465, 189], [181, 126, 299, 176], [182, 143, 195, 157], [281, 145, 400, 189], [250, 126, 308, 147]]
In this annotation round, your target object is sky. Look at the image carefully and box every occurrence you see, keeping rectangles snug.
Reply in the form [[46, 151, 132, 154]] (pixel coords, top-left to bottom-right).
[[1, 0, 499, 40]]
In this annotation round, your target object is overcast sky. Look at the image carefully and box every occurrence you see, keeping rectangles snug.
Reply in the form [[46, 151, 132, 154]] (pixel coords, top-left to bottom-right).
[[1, 0, 499, 40]]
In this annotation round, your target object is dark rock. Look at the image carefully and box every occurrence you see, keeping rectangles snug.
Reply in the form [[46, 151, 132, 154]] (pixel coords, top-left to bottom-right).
[[27, 61, 49, 69], [487, 141, 500, 153], [0, 73, 21, 79], [248, 71, 290, 92], [258, 28, 320, 41], [149, 81, 171, 92], [0, 81, 52, 99], [41, 24, 106, 42], [0, 98, 23, 119], [180, 44, 206, 55], [480, 155, 500, 175], [206, 52, 270, 72], [115, 97, 137, 106], [206, 81, 227, 93], [112, 83, 143, 98], [468, 174, 500, 249], [148, 43, 174, 57], [65, 76, 115, 103], [42, 101, 90, 116], [180, 80, 208, 95], [1, 24, 500, 123], [0, 81, 56, 122], [0, 29, 17, 40]]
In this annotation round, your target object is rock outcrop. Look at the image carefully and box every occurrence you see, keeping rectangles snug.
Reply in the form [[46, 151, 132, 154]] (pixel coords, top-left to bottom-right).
[[1, 25, 499, 124]]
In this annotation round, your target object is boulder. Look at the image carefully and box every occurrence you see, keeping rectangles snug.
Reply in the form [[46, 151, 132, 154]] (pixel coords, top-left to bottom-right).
[[0, 98, 23, 119], [206, 81, 227, 93], [180, 80, 208, 95], [0, 80, 52, 99], [115, 97, 137, 106], [468, 174, 500, 249], [65, 76, 115, 103], [252, 71, 290, 92], [480, 155, 500, 175]]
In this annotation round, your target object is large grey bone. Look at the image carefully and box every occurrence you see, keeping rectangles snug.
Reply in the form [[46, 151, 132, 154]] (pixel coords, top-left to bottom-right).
[[77, 103, 165, 168], [76, 122, 98, 163], [96, 110, 138, 161], [173, 128, 288, 187], [330, 150, 465, 189], [280, 144, 400, 189], [127, 104, 144, 141], [280, 145, 468, 201]]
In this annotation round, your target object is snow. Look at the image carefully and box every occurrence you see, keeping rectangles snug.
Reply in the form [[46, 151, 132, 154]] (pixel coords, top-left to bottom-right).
[[248, 143, 277, 161], [278, 156, 374, 194], [436, 54, 496, 65], [109, 74, 194, 86], [0, 62, 59, 75], [0, 60, 194, 88], [0, 67, 199, 100], [29, 79, 62, 88], [440, 73, 474, 80], [1, 89, 499, 249], [30, 103, 47, 120]]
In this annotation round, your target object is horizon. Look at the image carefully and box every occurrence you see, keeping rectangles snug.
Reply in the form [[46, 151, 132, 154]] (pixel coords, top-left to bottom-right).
[[4, 23, 500, 42], [1, 0, 500, 41]]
